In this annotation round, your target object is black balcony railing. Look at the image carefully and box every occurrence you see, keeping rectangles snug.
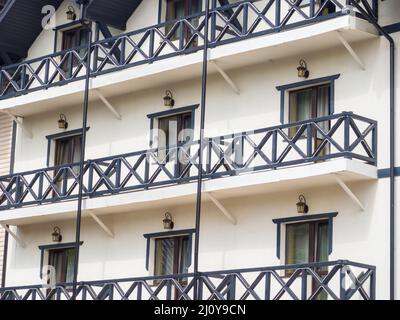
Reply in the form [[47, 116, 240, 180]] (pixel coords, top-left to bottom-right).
[[0, 0, 378, 100], [0, 112, 377, 211], [0, 260, 376, 300]]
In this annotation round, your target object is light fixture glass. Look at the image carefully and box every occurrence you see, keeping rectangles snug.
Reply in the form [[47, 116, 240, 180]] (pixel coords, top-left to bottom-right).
[[163, 212, 174, 230], [297, 59, 309, 79], [66, 6, 77, 21], [163, 90, 175, 108], [52, 227, 62, 243], [58, 114, 68, 129], [296, 195, 309, 214]]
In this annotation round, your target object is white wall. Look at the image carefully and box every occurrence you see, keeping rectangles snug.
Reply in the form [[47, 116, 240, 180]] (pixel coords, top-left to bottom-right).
[[2, 0, 400, 300], [4, 180, 390, 299]]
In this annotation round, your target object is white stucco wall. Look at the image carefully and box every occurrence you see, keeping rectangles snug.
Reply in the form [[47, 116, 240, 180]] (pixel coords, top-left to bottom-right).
[[0, 0, 399, 299]]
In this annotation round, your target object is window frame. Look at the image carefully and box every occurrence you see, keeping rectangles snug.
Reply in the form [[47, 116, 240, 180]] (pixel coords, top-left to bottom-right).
[[158, 0, 203, 24], [276, 74, 340, 125], [38, 242, 83, 280], [46, 128, 89, 167], [153, 235, 191, 277], [147, 104, 198, 148], [143, 229, 195, 273], [272, 212, 338, 260], [284, 220, 329, 276]]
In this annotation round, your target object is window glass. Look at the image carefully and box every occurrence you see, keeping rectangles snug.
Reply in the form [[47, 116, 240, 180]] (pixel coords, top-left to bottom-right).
[[48, 248, 76, 284], [286, 223, 310, 266], [288, 84, 330, 157], [285, 220, 329, 275], [157, 112, 193, 177], [54, 135, 82, 171], [154, 236, 190, 276], [164, 0, 202, 43]]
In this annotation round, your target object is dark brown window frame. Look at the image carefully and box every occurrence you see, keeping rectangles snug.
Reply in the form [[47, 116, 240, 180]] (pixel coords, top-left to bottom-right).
[[153, 235, 190, 277], [284, 220, 329, 277]]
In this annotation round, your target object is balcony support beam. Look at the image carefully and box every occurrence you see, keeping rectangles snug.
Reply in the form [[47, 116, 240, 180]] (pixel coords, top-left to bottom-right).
[[332, 174, 365, 211], [88, 210, 114, 238], [1, 110, 32, 139], [206, 192, 237, 225], [93, 90, 122, 120], [0, 224, 25, 248], [210, 60, 240, 95], [336, 31, 366, 70]]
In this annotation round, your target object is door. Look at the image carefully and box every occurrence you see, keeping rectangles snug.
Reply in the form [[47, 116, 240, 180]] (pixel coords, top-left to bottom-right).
[[158, 112, 193, 178], [47, 247, 76, 294], [289, 84, 331, 157], [61, 26, 90, 76], [53, 135, 82, 195], [285, 220, 329, 299], [154, 235, 190, 299]]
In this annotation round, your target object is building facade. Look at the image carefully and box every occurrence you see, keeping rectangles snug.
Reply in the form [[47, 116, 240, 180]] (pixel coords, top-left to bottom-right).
[[0, 112, 13, 287], [0, 0, 399, 300]]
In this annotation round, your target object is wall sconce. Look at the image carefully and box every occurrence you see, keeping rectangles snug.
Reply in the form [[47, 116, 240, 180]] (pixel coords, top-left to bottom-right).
[[66, 6, 77, 21], [163, 212, 174, 230], [52, 227, 62, 243], [296, 195, 309, 214], [297, 59, 309, 79], [163, 90, 175, 108], [58, 114, 68, 129]]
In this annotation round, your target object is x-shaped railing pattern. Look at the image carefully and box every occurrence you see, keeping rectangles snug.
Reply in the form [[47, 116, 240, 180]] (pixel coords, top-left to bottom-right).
[[0, 260, 376, 300], [0, 0, 377, 100], [0, 112, 377, 211]]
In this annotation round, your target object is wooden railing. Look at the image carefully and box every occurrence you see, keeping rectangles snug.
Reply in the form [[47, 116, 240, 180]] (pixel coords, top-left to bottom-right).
[[0, 112, 377, 211], [0, 0, 378, 100], [0, 260, 376, 300]]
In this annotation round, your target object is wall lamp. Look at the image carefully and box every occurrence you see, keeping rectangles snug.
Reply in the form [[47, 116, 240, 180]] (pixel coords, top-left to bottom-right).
[[163, 90, 175, 108], [296, 195, 309, 214], [52, 227, 62, 243], [66, 6, 77, 21], [163, 212, 174, 230], [58, 114, 68, 129], [297, 59, 310, 79]]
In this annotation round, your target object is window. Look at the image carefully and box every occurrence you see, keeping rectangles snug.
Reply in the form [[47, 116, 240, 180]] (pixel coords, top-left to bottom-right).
[[47, 247, 76, 284], [61, 26, 90, 72], [277, 75, 339, 126], [285, 220, 328, 273], [54, 134, 82, 174], [157, 112, 193, 176], [163, 0, 202, 42], [154, 235, 190, 277]]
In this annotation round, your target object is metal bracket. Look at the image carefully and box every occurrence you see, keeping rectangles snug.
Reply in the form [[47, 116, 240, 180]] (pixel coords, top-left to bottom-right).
[[210, 60, 240, 95], [336, 31, 366, 70], [206, 192, 237, 225], [332, 174, 365, 211], [93, 90, 122, 120], [1, 224, 26, 248], [88, 210, 114, 238]]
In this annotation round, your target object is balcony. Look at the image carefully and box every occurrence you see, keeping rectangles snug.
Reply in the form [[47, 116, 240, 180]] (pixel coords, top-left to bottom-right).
[[0, 0, 378, 114], [0, 260, 376, 300], [0, 112, 377, 222]]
